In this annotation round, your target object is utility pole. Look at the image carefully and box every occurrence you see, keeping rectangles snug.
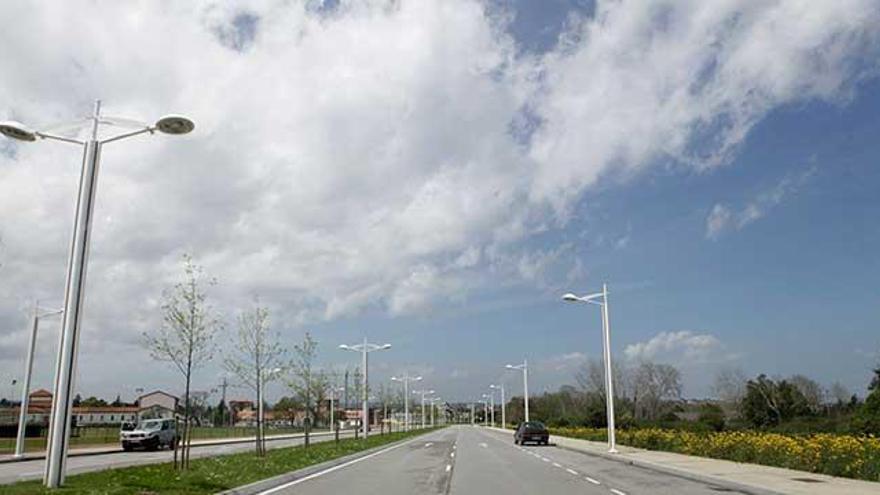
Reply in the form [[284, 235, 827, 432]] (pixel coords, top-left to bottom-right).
[[218, 377, 229, 427]]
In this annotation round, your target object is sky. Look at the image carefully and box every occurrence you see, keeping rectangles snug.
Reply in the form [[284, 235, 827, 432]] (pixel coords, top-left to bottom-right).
[[1, 0, 879, 406]]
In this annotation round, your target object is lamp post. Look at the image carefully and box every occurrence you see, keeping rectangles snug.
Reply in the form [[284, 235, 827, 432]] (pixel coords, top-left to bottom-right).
[[258, 367, 283, 455], [339, 338, 391, 438], [479, 399, 489, 425], [490, 384, 505, 429], [390, 373, 421, 431], [412, 389, 434, 429], [328, 386, 344, 431], [563, 283, 617, 453], [505, 360, 529, 422], [1, 101, 194, 487], [15, 302, 63, 457]]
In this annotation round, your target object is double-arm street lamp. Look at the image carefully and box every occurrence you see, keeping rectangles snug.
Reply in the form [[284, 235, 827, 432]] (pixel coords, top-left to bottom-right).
[[505, 360, 529, 422], [490, 383, 505, 428], [339, 338, 391, 438], [427, 397, 442, 427], [412, 389, 434, 429], [390, 373, 421, 431], [15, 302, 63, 458], [1, 101, 194, 488], [563, 283, 617, 453], [478, 398, 489, 425], [481, 393, 495, 426]]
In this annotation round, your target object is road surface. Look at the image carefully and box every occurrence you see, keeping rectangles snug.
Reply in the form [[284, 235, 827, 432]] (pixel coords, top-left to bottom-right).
[[260, 425, 750, 495], [0, 429, 359, 485]]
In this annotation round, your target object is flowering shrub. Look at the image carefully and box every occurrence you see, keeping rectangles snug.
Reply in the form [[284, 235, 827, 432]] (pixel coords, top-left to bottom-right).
[[551, 427, 880, 481]]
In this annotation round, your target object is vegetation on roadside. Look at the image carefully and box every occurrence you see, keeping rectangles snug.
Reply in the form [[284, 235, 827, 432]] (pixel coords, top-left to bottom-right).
[[4, 428, 441, 494], [551, 426, 880, 481]]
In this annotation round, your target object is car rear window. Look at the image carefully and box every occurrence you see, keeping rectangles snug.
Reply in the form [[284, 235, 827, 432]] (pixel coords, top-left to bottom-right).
[[524, 422, 547, 431]]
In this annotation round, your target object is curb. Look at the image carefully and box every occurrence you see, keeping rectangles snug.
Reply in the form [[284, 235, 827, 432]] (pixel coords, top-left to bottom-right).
[[0, 430, 352, 465], [484, 427, 780, 495], [217, 429, 437, 495]]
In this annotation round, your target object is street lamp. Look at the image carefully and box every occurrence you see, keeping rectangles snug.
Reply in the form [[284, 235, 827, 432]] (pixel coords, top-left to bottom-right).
[[478, 399, 489, 426], [390, 373, 421, 431], [484, 389, 496, 426], [2, 101, 194, 488], [339, 338, 391, 438], [562, 283, 617, 453], [328, 386, 344, 431], [505, 360, 530, 422], [412, 389, 434, 429], [15, 302, 63, 458], [490, 383, 505, 429]]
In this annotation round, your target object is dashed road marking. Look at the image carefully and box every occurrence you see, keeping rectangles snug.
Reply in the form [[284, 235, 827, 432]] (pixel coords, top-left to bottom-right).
[[541, 457, 550, 462], [425, 442, 433, 447], [552, 462, 562, 468], [610, 490, 627, 495], [446, 464, 452, 472], [479, 442, 488, 448], [585, 477, 600, 485], [450, 452, 455, 458], [566, 468, 578, 475]]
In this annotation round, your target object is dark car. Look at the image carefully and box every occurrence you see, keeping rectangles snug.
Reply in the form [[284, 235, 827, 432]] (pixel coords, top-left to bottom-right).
[[514, 421, 549, 445]]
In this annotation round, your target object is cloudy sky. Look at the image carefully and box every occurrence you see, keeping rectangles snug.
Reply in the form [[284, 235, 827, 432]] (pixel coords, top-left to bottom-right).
[[1, 0, 879, 405]]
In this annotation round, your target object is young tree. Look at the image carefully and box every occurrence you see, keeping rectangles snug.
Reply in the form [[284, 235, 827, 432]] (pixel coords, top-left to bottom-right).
[[286, 332, 328, 431], [143, 254, 220, 469], [223, 302, 287, 456]]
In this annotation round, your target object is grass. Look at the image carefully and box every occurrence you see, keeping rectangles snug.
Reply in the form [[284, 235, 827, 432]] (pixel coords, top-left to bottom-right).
[[0, 427, 307, 454], [3, 427, 439, 494]]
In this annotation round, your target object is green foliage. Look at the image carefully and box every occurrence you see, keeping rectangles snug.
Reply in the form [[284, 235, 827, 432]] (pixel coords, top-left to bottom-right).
[[741, 374, 811, 428], [697, 403, 726, 432], [79, 396, 108, 407], [852, 389, 880, 435]]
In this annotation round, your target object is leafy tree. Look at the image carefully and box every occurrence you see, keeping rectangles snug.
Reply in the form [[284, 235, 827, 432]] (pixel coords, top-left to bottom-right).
[[143, 254, 221, 470], [286, 332, 329, 429], [80, 396, 108, 407], [273, 396, 299, 426], [741, 374, 810, 427], [852, 366, 880, 434]]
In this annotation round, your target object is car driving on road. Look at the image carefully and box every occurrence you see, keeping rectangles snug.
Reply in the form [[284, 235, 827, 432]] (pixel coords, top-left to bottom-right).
[[120, 418, 177, 451], [514, 421, 549, 445]]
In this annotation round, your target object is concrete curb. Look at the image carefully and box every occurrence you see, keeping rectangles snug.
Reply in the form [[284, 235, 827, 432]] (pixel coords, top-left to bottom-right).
[[217, 429, 437, 495], [0, 429, 352, 464], [484, 427, 781, 495]]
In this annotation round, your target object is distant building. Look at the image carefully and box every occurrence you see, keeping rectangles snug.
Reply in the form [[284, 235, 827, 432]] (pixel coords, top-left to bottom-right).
[[137, 391, 179, 420], [1, 389, 180, 427]]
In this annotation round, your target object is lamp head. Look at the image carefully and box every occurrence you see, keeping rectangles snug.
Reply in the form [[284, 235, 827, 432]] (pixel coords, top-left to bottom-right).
[[381, 344, 392, 350], [562, 293, 580, 302], [0, 121, 37, 142], [155, 114, 195, 135], [339, 344, 350, 350]]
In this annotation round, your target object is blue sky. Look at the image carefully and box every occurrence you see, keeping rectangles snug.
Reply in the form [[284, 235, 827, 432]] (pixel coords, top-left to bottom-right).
[[1, 0, 879, 406]]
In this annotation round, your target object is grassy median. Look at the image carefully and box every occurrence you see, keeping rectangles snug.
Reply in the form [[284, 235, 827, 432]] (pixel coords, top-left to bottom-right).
[[5, 428, 439, 494]]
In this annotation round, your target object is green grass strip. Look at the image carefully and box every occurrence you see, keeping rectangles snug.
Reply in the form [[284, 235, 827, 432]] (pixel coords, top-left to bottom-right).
[[5, 428, 441, 494]]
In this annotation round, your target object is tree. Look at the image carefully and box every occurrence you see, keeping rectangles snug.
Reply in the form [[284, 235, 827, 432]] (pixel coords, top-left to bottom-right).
[[631, 362, 682, 421], [712, 368, 747, 407], [852, 365, 880, 434], [286, 332, 328, 431], [273, 396, 299, 426], [223, 302, 287, 456], [789, 374, 823, 414], [143, 254, 220, 470], [741, 374, 810, 427], [80, 396, 108, 407]]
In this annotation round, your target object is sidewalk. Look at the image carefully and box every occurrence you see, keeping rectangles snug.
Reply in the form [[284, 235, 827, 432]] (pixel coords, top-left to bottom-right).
[[0, 429, 345, 464], [486, 427, 879, 495]]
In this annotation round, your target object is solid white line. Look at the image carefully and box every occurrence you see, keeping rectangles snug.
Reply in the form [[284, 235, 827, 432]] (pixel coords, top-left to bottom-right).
[[566, 468, 578, 475], [585, 476, 600, 485], [610, 489, 627, 495], [446, 464, 452, 472], [255, 435, 424, 494]]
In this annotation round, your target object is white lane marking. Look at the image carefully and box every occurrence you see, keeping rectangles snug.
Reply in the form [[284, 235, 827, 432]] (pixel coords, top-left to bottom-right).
[[446, 464, 452, 472], [425, 442, 433, 447], [541, 457, 550, 462], [255, 435, 425, 494], [585, 477, 600, 485], [19, 471, 43, 477], [566, 468, 578, 475], [479, 442, 488, 448], [450, 452, 455, 458], [552, 462, 562, 468], [610, 490, 627, 495]]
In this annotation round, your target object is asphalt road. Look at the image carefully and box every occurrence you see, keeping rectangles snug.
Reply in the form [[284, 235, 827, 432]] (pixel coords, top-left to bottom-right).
[[0, 429, 358, 485], [262, 426, 750, 495]]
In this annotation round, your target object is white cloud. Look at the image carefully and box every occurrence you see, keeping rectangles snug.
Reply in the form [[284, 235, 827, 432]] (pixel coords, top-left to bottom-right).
[[0, 1, 877, 395], [624, 330, 733, 364], [706, 166, 817, 239]]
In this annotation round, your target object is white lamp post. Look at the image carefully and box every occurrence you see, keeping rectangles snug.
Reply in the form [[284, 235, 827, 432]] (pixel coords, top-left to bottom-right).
[[258, 367, 283, 455], [479, 399, 489, 425], [505, 360, 530, 423], [339, 338, 391, 438], [2, 101, 194, 487], [14, 302, 62, 457], [563, 283, 617, 453], [427, 397, 442, 427], [412, 389, 434, 429], [490, 384, 505, 429], [328, 386, 344, 430], [390, 373, 421, 431]]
